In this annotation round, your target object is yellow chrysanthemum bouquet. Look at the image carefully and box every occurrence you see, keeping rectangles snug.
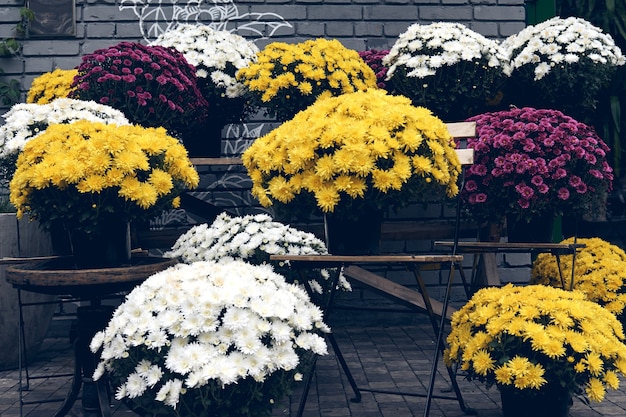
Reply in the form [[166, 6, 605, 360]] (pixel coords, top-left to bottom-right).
[[531, 237, 626, 317], [242, 89, 461, 221], [26, 68, 78, 104], [10, 120, 199, 235], [445, 284, 626, 408], [236, 38, 378, 121]]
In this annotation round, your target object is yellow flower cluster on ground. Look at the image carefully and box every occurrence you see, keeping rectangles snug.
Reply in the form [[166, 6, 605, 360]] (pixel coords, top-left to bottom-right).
[[9, 120, 199, 232], [531, 237, 626, 316], [237, 38, 378, 121], [445, 284, 626, 402], [26, 68, 78, 104], [242, 89, 461, 216]]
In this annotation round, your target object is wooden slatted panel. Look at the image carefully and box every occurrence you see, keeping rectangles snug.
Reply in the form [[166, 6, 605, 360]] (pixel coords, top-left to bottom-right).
[[446, 121, 476, 139]]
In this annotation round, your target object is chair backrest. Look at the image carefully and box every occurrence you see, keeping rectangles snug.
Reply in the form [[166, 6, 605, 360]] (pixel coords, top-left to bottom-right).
[[444, 121, 476, 254], [445, 121, 476, 166]]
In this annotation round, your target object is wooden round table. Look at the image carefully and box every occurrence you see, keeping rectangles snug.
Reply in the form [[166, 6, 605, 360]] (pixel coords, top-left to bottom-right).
[[6, 256, 179, 417], [6, 256, 178, 298]]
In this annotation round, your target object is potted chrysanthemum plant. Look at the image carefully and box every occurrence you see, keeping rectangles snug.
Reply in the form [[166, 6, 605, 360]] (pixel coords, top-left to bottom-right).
[[242, 89, 461, 254], [165, 212, 351, 296], [531, 237, 626, 319], [90, 260, 329, 417], [445, 284, 626, 417], [69, 41, 209, 139], [501, 16, 625, 122], [9, 120, 199, 268], [151, 24, 260, 156], [236, 38, 378, 122], [26, 68, 78, 104], [460, 107, 614, 241], [383, 21, 505, 121]]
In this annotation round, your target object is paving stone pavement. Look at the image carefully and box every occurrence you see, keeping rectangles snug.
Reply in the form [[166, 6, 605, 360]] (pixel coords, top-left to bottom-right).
[[2, 314, 626, 417]]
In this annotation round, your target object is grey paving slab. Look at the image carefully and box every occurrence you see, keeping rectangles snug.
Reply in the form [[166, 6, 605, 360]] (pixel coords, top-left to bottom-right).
[[1, 315, 626, 417]]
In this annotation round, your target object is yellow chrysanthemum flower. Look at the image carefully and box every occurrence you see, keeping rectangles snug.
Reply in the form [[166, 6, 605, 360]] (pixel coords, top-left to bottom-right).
[[371, 168, 398, 192], [237, 38, 377, 121], [314, 155, 336, 181], [445, 284, 626, 403], [77, 175, 108, 193], [314, 185, 341, 213], [472, 349, 495, 376], [604, 370, 620, 390], [27, 68, 78, 104], [574, 361, 587, 373], [243, 89, 459, 215], [507, 356, 533, 377], [531, 237, 626, 316], [412, 155, 433, 175], [584, 352, 605, 376], [9, 120, 198, 232], [268, 176, 296, 204], [118, 176, 143, 202], [149, 169, 174, 195], [494, 365, 514, 386], [522, 363, 547, 389], [586, 378, 606, 402]]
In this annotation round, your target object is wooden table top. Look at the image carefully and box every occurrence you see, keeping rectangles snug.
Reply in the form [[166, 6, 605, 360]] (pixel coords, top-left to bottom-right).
[[5, 256, 178, 296], [270, 254, 463, 266]]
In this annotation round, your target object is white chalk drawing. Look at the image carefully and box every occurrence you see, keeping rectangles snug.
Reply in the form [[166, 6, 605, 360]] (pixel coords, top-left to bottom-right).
[[119, 0, 293, 41]]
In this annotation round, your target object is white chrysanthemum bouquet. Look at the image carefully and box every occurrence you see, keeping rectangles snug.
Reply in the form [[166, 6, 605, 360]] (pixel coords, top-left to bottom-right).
[[90, 260, 329, 416], [166, 212, 351, 295], [501, 16, 625, 120], [383, 21, 505, 121]]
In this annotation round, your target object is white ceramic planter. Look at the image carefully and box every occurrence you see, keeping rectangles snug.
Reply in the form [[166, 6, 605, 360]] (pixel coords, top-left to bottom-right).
[[0, 213, 56, 370]]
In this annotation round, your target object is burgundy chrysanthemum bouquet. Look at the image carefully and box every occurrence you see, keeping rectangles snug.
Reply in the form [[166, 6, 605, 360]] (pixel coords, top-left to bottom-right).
[[358, 49, 390, 90], [461, 107, 614, 223], [69, 41, 208, 137]]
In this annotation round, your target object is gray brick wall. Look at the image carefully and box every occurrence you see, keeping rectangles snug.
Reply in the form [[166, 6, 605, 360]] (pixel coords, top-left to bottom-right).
[[0, 0, 530, 315], [0, 0, 525, 105]]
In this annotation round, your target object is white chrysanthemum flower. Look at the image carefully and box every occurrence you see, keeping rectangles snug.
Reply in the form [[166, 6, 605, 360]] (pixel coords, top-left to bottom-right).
[[91, 260, 329, 411], [308, 280, 323, 295], [165, 212, 350, 294], [501, 16, 625, 80], [270, 321, 293, 343], [92, 362, 106, 381], [384, 21, 504, 80], [150, 24, 259, 98], [140, 364, 164, 388], [234, 328, 263, 355], [100, 335, 127, 361], [228, 351, 251, 379], [223, 307, 253, 331], [271, 344, 300, 371], [166, 344, 195, 375], [534, 62, 551, 79], [115, 384, 127, 401], [125, 373, 148, 398], [295, 333, 329, 355], [156, 379, 183, 408]]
